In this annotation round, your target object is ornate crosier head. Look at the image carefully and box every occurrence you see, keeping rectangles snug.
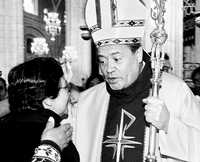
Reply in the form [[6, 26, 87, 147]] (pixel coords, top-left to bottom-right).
[[150, 0, 168, 74], [150, 0, 168, 46], [61, 46, 78, 63], [60, 46, 78, 83]]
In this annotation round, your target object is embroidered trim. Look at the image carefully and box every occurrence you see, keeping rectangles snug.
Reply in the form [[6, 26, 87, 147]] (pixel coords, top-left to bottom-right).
[[32, 144, 61, 162], [103, 109, 142, 161], [95, 37, 142, 47], [114, 19, 145, 27], [89, 25, 101, 33]]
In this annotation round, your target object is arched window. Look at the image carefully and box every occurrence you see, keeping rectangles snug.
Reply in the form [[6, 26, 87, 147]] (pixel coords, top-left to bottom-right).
[[23, 0, 38, 15]]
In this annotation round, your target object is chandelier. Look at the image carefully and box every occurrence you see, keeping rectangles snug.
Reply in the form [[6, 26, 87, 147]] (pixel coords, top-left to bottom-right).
[[31, 37, 49, 56], [43, 8, 61, 41]]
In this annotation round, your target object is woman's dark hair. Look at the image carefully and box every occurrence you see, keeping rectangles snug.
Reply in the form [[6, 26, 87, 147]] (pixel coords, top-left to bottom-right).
[[8, 57, 63, 112]]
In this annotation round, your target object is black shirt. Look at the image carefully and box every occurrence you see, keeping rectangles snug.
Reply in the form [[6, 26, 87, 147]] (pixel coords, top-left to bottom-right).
[[0, 109, 80, 162]]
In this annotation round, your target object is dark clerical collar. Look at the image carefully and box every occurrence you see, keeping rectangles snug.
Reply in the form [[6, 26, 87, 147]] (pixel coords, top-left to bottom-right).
[[106, 61, 152, 104]]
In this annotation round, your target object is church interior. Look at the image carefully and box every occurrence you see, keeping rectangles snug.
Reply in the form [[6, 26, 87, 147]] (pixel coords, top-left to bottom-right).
[[1, 1, 200, 162], [0, 0, 199, 90]]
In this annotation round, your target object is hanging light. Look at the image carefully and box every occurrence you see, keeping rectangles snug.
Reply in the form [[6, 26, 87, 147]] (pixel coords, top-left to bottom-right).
[[43, 8, 61, 41], [31, 37, 49, 56]]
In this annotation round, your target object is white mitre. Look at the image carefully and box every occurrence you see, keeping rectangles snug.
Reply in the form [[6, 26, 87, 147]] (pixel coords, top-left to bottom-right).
[[85, 0, 152, 51]]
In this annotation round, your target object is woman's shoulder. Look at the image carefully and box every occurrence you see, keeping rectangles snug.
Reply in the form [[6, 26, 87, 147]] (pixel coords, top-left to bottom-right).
[[0, 111, 46, 141]]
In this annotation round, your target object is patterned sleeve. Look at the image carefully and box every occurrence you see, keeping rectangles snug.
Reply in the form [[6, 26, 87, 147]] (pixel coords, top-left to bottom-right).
[[32, 140, 61, 162]]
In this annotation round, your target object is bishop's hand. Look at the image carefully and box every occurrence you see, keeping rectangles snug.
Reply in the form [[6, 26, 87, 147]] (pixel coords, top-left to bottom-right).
[[143, 96, 170, 133]]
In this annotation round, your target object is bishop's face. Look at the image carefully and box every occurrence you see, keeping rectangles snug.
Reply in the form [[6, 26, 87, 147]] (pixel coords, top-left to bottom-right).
[[97, 44, 141, 90]]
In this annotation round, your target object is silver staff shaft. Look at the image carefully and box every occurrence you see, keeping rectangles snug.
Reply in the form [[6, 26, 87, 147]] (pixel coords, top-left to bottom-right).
[[146, 73, 161, 162], [145, 0, 167, 161], [146, 126, 157, 162]]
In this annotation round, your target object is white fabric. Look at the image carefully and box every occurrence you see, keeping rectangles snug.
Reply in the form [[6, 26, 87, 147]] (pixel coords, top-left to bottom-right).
[[85, 0, 148, 46], [73, 72, 200, 162]]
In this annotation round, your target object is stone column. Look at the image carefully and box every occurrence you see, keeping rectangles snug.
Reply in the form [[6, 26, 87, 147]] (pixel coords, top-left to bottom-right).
[[65, 0, 91, 87], [0, 0, 24, 80], [165, 0, 183, 78]]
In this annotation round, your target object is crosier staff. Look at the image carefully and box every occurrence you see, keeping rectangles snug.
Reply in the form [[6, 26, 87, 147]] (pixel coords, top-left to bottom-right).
[[145, 0, 168, 162], [60, 46, 78, 83], [59, 46, 78, 126]]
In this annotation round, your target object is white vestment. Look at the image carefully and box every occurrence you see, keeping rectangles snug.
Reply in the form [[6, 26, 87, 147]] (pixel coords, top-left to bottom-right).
[[73, 72, 200, 162]]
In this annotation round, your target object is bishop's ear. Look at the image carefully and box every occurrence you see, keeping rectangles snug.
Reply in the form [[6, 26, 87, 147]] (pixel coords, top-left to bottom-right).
[[136, 47, 143, 63], [42, 97, 54, 110]]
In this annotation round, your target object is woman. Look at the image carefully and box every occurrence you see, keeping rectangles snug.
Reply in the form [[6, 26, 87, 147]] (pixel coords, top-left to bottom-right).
[[0, 57, 79, 162]]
